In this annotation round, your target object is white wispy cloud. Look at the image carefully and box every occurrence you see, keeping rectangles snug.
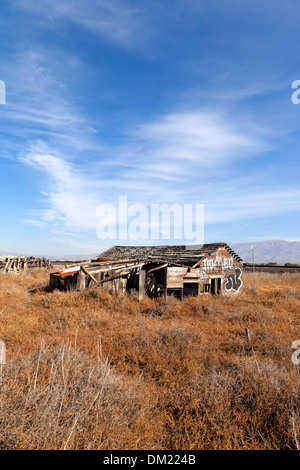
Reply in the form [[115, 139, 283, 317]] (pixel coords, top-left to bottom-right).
[[20, 142, 101, 232], [2, 1, 298, 246], [5, 47, 297, 238], [0, 46, 107, 178], [204, 187, 300, 224], [18, 106, 300, 238], [13, 0, 154, 53], [2, 49, 91, 134], [128, 110, 268, 172]]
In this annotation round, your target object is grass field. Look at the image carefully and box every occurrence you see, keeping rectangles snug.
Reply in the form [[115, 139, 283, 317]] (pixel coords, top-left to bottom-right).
[[0, 269, 299, 450]]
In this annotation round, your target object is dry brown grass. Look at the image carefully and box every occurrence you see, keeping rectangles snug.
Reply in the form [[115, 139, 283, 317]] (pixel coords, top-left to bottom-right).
[[0, 269, 299, 449]]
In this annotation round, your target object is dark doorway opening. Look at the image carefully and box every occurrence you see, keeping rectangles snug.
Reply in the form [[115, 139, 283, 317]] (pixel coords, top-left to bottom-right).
[[211, 278, 222, 295]]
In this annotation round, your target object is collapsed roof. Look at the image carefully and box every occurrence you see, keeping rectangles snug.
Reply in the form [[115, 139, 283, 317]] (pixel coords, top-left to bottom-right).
[[94, 243, 243, 267]]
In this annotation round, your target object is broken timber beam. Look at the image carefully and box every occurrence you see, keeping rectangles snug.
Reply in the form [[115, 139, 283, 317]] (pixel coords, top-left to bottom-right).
[[80, 263, 146, 290]]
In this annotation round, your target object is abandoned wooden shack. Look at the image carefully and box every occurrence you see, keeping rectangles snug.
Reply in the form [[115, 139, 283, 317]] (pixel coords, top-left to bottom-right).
[[0, 255, 52, 273], [49, 243, 243, 298]]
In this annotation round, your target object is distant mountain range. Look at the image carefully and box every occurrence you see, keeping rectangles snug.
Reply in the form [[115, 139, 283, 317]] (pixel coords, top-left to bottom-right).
[[1, 240, 300, 264], [230, 240, 300, 264]]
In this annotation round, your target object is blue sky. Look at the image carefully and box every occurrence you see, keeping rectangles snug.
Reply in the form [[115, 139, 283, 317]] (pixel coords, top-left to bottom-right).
[[0, 0, 300, 256]]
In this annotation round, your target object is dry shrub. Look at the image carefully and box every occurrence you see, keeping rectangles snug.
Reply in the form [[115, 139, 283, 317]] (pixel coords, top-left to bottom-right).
[[0, 342, 162, 450], [158, 359, 299, 450], [0, 270, 300, 449]]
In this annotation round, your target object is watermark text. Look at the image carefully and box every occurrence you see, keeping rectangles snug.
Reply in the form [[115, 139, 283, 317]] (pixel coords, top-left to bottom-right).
[[96, 196, 204, 245]]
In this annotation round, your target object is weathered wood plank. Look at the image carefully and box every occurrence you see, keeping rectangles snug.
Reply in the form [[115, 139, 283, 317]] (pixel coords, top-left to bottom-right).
[[138, 269, 146, 300]]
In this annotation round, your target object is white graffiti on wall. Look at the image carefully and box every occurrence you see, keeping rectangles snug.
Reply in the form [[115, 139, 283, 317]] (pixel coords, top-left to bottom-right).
[[199, 270, 208, 280], [223, 267, 243, 293], [201, 255, 234, 272], [198, 255, 242, 292]]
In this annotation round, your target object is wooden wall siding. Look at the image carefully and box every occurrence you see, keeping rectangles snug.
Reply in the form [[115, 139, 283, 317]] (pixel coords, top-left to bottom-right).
[[165, 248, 242, 288], [166, 267, 185, 288]]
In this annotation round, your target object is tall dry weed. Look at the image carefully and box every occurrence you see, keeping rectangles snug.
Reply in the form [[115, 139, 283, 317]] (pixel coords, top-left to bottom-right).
[[0, 270, 299, 449]]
